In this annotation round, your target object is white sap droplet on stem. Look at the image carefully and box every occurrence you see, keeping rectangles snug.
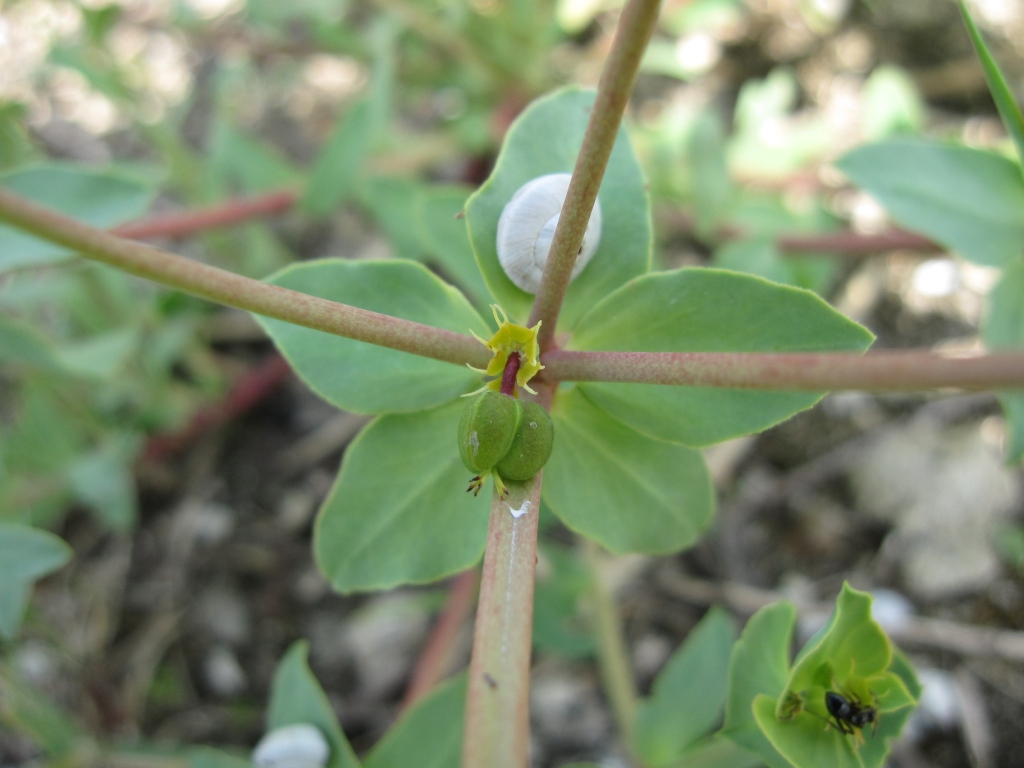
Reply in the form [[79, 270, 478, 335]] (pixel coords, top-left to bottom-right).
[[252, 723, 330, 768], [507, 499, 532, 519]]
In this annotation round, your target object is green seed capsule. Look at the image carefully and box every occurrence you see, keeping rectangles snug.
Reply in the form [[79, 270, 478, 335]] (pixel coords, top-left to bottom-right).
[[458, 390, 522, 474], [495, 400, 554, 482]]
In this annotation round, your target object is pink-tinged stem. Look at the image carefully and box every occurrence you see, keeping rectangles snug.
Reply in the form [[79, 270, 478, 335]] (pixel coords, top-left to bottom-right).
[[462, 384, 551, 768], [112, 189, 298, 240], [528, 0, 662, 349], [0, 188, 490, 369], [541, 348, 1024, 391]]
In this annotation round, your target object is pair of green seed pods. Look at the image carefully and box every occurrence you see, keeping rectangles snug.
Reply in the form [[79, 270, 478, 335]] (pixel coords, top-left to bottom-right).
[[458, 390, 554, 495]]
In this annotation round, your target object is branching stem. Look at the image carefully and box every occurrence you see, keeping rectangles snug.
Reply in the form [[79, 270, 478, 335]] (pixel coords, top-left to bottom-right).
[[527, 0, 662, 349], [0, 188, 489, 369]]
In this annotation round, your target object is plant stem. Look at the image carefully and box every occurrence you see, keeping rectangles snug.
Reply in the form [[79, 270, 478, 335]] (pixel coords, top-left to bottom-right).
[[582, 538, 639, 753], [541, 348, 1024, 391], [6, 188, 1023, 392], [462, 444, 546, 768], [112, 189, 298, 240], [0, 188, 489, 369], [528, 0, 661, 349]]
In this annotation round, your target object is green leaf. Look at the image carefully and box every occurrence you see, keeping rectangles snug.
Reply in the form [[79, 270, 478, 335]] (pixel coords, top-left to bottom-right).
[[0, 524, 72, 639], [570, 268, 874, 446], [689, 110, 733, 237], [360, 177, 426, 261], [188, 748, 254, 768], [67, 436, 141, 531], [861, 66, 924, 140], [417, 185, 491, 310], [267, 641, 362, 768], [837, 140, 1024, 267], [670, 735, 764, 768], [957, 0, 1024, 165], [303, 99, 373, 217], [532, 543, 596, 657], [0, 665, 89, 757], [315, 399, 489, 592], [257, 259, 488, 414], [465, 87, 651, 329], [982, 255, 1024, 461], [730, 69, 830, 177], [55, 327, 139, 380], [543, 388, 714, 554], [785, 585, 891, 697], [714, 237, 790, 285], [755, 585, 919, 768], [722, 602, 794, 768], [0, 164, 154, 272], [634, 608, 736, 766], [209, 122, 300, 193], [0, 313, 62, 369], [363, 674, 466, 768]]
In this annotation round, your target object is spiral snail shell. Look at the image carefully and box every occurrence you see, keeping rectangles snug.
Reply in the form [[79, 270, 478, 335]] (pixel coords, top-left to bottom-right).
[[252, 723, 330, 768], [496, 173, 602, 294]]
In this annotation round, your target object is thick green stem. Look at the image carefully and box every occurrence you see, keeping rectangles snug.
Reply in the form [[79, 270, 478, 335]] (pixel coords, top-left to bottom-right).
[[541, 348, 1024, 391], [0, 188, 489, 369], [462, 462, 544, 768], [527, 0, 662, 349], [583, 538, 639, 753]]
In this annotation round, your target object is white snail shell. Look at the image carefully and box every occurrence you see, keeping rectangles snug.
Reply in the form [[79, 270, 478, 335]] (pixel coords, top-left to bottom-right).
[[496, 173, 602, 294], [252, 723, 330, 768]]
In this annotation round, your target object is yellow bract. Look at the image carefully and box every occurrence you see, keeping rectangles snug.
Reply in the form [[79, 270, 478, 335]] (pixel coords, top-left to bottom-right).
[[468, 305, 544, 396]]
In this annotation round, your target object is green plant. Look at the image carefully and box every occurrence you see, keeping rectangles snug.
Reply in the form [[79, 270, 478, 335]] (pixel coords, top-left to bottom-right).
[[4, 0, 1024, 766]]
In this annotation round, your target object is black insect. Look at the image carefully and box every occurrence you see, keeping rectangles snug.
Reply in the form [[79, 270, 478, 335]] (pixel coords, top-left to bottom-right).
[[824, 690, 878, 737]]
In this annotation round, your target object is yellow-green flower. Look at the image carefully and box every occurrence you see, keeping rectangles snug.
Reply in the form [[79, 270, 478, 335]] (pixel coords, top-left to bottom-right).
[[468, 304, 544, 395]]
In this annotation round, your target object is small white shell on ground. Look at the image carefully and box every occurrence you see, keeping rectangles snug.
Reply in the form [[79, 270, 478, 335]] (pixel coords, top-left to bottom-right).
[[252, 723, 330, 768], [496, 173, 602, 293]]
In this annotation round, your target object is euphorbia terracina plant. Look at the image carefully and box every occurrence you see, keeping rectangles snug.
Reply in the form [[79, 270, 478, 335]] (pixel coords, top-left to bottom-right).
[[7, 0, 1024, 765]]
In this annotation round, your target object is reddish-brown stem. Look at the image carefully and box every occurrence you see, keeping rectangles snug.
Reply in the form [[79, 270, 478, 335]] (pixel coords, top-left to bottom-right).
[[541, 348, 1024, 391], [776, 228, 939, 255], [462, 385, 550, 768], [528, 0, 661, 349], [144, 353, 292, 461], [0, 188, 489, 369], [112, 189, 298, 241], [500, 352, 522, 396], [399, 568, 480, 714]]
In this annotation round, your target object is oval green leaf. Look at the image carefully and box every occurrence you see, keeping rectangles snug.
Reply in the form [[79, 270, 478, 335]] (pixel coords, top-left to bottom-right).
[[0, 164, 155, 273], [257, 259, 488, 414], [836, 139, 1024, 267], [363, 673, 466, 768], [634, 607, 736, 766], [267, 641, 361, 768], [722, 602, 795, 768], [465, 87, 651, 328], [786, 585, 891, 696], [570, 268, 874, 446], [417, 185, 491, 311], [315, 399, 490, 592], [0, 523, 72, 639], [543, 387, 714, 555]]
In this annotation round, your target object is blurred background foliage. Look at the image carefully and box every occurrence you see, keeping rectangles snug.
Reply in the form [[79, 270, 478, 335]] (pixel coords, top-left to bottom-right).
[[2, 0, 1024, 764]]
